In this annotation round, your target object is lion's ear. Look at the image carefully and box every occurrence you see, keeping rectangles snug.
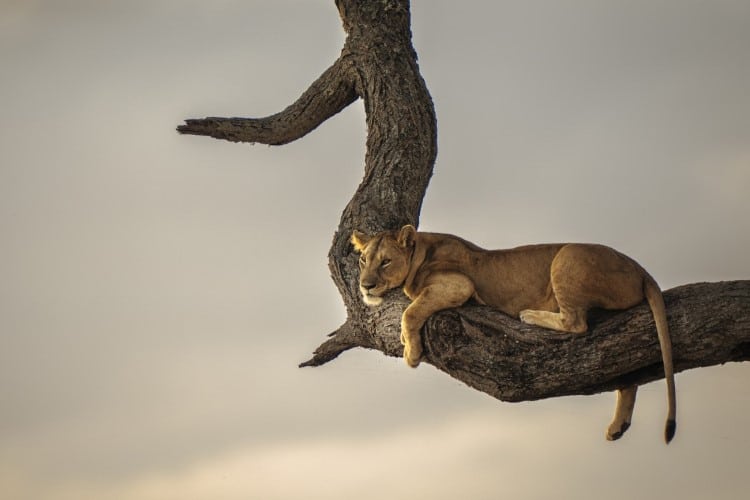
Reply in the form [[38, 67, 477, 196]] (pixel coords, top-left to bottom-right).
[[351, 230, 372, 253], [397, 224, 417, 248]]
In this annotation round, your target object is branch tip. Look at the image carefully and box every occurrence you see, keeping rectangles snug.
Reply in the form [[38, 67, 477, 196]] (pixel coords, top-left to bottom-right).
[[299, 322, 357, 368]]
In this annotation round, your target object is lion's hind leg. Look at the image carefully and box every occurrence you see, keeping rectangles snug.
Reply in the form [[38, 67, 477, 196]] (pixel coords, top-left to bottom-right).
[[519, 245, 603, 334], [606, 386, 638, 441], [519, 306, 588, 334]]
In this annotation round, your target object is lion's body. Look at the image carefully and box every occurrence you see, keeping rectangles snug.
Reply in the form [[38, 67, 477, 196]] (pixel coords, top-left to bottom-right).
[[404, 235, 564, 315], [352, 225, 677, 443]]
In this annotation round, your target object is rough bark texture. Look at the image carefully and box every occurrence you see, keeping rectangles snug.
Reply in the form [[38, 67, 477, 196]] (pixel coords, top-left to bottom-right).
[[178, 0, 748, 404]]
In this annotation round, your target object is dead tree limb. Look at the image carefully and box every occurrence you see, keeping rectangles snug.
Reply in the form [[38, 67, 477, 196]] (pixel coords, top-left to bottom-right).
[[178, 0, 749, 405], [178, 61, 357, 145]]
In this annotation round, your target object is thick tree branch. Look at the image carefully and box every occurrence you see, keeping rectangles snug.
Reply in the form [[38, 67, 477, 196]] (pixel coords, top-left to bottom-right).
[[302, 281, 750, 403], [423, 281, 750, 402], [177, 59, 357, 145]]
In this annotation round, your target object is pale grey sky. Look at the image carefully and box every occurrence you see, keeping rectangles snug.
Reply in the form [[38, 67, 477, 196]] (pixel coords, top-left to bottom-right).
[[1, 1, 749, 499]]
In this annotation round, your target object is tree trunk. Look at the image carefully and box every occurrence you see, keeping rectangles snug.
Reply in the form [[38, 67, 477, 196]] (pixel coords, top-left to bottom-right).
[[178, 0, 749, 404]]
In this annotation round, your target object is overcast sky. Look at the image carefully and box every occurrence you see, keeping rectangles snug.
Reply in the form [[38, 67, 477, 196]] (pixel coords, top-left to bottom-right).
[[1, 1, 749, 499]]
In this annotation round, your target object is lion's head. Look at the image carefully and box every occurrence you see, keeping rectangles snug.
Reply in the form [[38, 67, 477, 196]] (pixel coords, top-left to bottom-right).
[[350, 224, 416, 306]]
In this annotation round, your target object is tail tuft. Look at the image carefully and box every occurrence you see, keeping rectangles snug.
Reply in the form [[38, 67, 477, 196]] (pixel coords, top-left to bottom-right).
[[665, 419, 677, 444]]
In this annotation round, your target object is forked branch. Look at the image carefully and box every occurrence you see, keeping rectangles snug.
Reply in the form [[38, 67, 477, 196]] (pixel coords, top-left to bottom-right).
[[179, 0, 749, 407]]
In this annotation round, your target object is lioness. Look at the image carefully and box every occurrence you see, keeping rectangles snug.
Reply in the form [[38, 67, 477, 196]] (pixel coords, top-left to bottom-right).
[[351, 225, 676, 443]]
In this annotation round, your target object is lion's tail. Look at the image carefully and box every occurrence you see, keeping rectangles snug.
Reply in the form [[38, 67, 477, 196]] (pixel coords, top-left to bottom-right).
[[643, 276, 677, 443]]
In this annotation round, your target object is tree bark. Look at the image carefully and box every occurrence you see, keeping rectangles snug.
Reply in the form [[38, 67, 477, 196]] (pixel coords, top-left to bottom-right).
[[178, 0, 749, 404]]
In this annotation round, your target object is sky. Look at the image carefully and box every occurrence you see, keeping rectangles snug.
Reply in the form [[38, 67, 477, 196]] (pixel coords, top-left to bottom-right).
[[1, 1, 749, 499]]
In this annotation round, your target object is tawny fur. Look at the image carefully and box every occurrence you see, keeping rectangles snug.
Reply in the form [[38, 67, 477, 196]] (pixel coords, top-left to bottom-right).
[[351, 225, 677, 443]]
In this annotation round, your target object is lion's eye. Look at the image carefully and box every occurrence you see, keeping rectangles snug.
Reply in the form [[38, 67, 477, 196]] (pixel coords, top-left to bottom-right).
[[359, 255, 366, 266], [380, 259, 391, 268]]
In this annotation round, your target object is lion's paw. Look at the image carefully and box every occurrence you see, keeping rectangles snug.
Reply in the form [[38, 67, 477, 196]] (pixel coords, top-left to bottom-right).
[[606, 421, 631, 441], [403, 343, 422, 368], [519, 310, 534, 324]]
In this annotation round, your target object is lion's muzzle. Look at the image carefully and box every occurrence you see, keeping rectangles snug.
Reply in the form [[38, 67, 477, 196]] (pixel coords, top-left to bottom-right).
[[359, 284, 384, 306]]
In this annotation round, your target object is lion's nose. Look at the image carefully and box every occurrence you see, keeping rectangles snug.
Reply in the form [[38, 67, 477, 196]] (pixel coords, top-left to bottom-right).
[[362, 282, 377, 291]]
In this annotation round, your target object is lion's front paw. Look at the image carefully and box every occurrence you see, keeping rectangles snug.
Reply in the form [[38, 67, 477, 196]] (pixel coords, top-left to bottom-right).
[[403, 342, 422, 368]]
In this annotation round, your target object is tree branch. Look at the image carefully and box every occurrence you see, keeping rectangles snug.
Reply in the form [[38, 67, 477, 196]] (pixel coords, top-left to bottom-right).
[[177, 59, 357, 145], [301, 281, 750, 403], [422, 281, 750, 402], [299, 321, 358, 368]]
